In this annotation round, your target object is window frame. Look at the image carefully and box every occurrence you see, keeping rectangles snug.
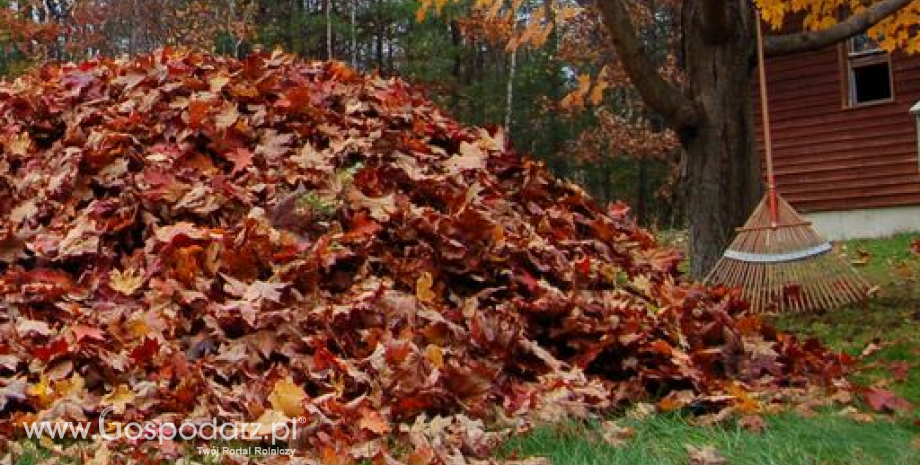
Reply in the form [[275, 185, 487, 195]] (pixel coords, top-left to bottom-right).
[[842, 35, 895, 108]]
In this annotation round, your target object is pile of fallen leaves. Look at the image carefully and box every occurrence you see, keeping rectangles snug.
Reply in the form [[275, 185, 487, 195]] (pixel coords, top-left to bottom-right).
[[0, 49, 850, 463]]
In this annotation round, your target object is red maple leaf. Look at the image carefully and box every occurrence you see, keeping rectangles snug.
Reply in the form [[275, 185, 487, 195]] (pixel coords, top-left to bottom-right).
[[863, 387, 913, 413]]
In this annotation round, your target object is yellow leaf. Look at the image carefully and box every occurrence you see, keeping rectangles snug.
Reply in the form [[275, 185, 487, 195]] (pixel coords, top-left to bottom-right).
[[630, 275, 653, 294], [209, 74, 231, 93], [416, 272, 436, 303], [577, 73, 592, 94], [268, 378, 307, 417], [27, 376, 55, 408], [559, 90, 583, 110], [6, 133, 31, 156], [102, 384, 135, 413], [425, 344, 445, 369], [109, 267, 144, 296], [53, 374, 85, 398], [556, 6, 582, 22], [589, 68, 610, 106], [415, 1, 430, 22], [726, 382, 761, 414], [491, 224, 506, 247]]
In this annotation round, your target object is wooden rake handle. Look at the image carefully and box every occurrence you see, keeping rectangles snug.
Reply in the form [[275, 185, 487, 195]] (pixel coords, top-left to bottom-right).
[[755, 16, 779, 227]]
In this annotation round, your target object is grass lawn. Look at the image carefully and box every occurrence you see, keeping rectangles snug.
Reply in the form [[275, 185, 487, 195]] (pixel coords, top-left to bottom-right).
[[502, 233, 920, 465], [502, 412, 918, 465]]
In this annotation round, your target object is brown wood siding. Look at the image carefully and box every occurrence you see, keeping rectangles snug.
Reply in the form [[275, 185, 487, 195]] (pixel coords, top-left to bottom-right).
[[756, 46, 920, 213]]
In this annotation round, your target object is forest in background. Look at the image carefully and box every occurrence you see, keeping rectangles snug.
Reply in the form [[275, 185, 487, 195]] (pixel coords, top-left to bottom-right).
[[0, 0, 683, 229]]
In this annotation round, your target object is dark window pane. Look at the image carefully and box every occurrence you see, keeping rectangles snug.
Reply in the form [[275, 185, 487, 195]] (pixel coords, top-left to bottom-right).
[[852, 62, 892, 104]]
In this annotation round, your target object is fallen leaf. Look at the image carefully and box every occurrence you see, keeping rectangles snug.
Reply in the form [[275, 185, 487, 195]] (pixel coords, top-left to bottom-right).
[[6, 133, 31, 156], [888, 361, 912, 382], [863, 387, 913, 413], [598, 420, 634, 447], [0, 379, 27, 410], [209, 74, 231, 93], [358, 409, 391, 434], [268, 378, 307, 417], [837, 406, 875, 423], [445, 142, 487, 174], [860, 338, 883, 358], [215, 103, 240, 131], [685, 444, 728, 465], [225, 147, 254, 175], [850, 248, 871, 266], [628, 402, 656, 420], [102, 384, 135, 414], [16, 320, 51, 337], [416, 272, 436, 303], [738, 415, 766, 433], [347, 189, 397, 222], [109, 267, 144, 296]]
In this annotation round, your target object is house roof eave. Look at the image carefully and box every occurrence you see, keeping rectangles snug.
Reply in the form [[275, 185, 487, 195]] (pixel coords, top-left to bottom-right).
[[911, 100, 920, 115]]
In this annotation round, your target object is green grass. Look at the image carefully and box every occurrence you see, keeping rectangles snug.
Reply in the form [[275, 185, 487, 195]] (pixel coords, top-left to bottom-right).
[[502, 413, 919, 465], [502, 233, 920, 465], [774, 232, 920, 406], [835, 233, 919, 287]]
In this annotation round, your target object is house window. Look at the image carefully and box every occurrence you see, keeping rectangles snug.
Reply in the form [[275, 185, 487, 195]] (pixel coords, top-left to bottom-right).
[[846, 35, 893, 106]]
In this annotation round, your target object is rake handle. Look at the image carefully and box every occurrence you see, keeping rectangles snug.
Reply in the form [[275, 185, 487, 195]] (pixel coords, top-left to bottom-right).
[[755, 16, 779, 227]]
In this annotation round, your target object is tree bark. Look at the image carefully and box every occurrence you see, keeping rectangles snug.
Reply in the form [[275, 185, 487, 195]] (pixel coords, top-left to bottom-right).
[[598, 0, 758, 277], [679, 1, 761, 277]]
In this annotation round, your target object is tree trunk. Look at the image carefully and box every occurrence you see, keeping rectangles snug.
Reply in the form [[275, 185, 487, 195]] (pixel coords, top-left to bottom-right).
[[326, 0, 333, 60], [375, 0, 384, 70], [636, 157, 648, 226], [350, 0, 357, 67], [680, 2, 762, 278], [504, 48, 516, 132]]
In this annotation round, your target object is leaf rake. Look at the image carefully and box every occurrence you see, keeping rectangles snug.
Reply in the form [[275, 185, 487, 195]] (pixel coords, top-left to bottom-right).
[[705, 19, 870, 313]]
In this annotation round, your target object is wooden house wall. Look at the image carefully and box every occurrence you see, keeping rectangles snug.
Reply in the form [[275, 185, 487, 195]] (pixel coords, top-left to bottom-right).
[[756, 47, 920, 213]]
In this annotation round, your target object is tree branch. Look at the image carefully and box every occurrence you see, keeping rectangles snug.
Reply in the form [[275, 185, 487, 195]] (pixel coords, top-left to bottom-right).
[[597, 0, 700, 131], [764, 0, 914, 56]]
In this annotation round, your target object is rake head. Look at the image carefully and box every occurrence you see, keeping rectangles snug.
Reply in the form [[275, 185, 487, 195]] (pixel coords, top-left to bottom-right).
[[706, 195, 870, 313]]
